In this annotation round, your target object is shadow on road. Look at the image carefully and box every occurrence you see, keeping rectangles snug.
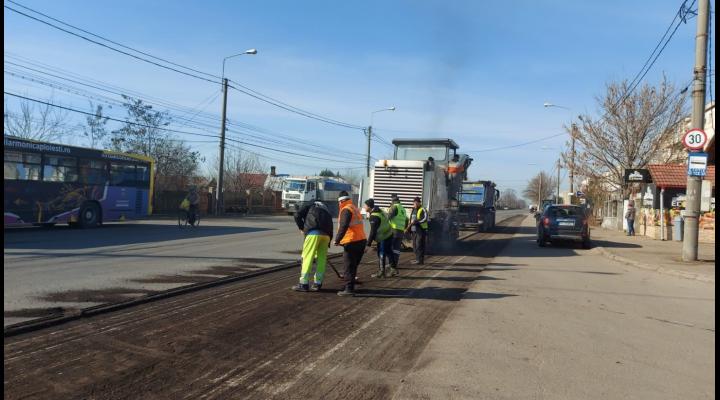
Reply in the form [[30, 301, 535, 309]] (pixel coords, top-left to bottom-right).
[[353, 286, 517, 301], [4, 224, 275, 250], [590, 239, 642, 249], [398, 275, 505, 283]]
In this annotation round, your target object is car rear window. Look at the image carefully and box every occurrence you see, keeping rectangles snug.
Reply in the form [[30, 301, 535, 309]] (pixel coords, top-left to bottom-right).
[[548, 207, 583, 217]]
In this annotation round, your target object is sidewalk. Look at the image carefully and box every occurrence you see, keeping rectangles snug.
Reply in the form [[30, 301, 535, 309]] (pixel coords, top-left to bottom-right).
[[591, 227, 715, 283]]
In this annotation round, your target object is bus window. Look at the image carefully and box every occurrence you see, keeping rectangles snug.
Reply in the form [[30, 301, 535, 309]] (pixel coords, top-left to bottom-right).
[[4, 151, 41, 180], [79, 159, 108, 185], [110, 163, 137, 186], [43, 155, 78, 182], [136, 164, 150, 187]]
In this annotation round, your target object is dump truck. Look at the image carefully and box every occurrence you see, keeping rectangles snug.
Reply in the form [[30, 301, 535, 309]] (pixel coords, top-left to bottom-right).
[[367, 138, 472, 252], [457, 180, 499, 232], [281, 176, 353, 215]]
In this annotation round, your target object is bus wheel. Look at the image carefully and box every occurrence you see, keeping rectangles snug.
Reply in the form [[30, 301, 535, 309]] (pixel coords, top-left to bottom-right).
[[79, 203, 100, 228]]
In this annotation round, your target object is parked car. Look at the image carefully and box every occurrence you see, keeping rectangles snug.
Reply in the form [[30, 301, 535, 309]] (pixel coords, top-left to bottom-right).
[[536, 205, 591, 249]]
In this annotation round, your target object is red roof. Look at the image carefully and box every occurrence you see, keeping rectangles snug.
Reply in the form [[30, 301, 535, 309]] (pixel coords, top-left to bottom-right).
[[648, 164, 715, 188], [235, 173, 268, 188]]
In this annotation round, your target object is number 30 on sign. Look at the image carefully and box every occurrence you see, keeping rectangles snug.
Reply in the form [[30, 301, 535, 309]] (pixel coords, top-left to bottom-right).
[[682, 129, 708, 150]]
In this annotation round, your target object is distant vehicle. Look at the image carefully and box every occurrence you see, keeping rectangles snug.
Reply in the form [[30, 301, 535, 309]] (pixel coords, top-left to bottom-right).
[[4, 136, 153, 228], [536, 205, 591, 249], [502, 206, 509, 210], [457, 180, 499, 232], [529, 204, 537, 213], [281, 176, 353, 215]]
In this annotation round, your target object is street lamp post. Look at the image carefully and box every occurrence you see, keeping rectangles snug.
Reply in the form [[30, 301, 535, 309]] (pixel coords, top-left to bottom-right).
[[215, 48, 257, 215], [544, 102, 580, 194], [367, 107, 395, 177]]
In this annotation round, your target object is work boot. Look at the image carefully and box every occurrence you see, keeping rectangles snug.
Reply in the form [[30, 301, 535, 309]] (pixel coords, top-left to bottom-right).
[[291, 283, 309, 292], [337, 287, 355, 297], [388, 268, 399, 277], [371, 269, 385, 279], [310, 282, 322, 292]]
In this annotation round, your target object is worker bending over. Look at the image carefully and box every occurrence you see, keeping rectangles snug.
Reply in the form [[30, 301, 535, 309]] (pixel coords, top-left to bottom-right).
[[292, 201, 334, 292], [364, 198, 397, 279]]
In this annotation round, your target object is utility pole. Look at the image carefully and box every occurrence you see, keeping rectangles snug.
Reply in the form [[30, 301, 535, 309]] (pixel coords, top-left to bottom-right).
[[366, 126, 372, 177], [682, 0, 709, 261], [538, 174, 543, 208], [215, 78, 229, 216], [557, 159, 561, 203], [570, 123, 577, 194]]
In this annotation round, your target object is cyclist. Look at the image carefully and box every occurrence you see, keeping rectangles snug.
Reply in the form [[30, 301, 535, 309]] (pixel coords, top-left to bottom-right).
[[185, 186, 200, 225]]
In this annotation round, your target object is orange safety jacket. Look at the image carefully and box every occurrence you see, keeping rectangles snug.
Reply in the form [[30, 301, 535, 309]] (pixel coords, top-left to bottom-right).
[[338, 200, 366, 245]]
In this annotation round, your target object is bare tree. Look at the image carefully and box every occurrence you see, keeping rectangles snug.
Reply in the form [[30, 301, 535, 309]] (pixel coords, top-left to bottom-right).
[[497, 188, 526, 209], [112, 95, 202, 192], [208, 148, 269, 193], [83, 102, 110, 148], [570, 77, 687, 197], [4, 95, 71, 142], [523, 171, 557, 204]]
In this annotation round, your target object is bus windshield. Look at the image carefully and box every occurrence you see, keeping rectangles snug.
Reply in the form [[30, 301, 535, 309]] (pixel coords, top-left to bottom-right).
[[395, 145, 447, 161]]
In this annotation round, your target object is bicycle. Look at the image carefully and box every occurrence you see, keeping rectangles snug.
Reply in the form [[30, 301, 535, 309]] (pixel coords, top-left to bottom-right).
[[178, 207, 200, 229]]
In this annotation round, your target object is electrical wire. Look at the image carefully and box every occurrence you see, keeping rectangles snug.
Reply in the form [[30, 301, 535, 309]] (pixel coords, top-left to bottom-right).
[[465, 133, 566, 153], [5, 58, 372, 160], [5, 3, 366, 131], [612, 0, 697, 109], [4, 91, 369, 164], [6, 0, 221, 80]]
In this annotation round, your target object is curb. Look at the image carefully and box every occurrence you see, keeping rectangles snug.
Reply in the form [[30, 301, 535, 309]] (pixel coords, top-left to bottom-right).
[[594, 246, 714, 284]]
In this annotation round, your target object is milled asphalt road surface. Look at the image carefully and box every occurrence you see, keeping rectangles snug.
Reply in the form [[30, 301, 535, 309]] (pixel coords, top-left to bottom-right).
[[394, 216, 715, 400], [3, 210, 523, 326]]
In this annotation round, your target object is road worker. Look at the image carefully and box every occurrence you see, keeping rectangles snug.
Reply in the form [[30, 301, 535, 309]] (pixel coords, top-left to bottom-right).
[[406, 196, 428, 265], [364, 198, 396, 279], [334, 191, 367, 297], [386, 193, 406, 274], [292, 201, 334, 292]]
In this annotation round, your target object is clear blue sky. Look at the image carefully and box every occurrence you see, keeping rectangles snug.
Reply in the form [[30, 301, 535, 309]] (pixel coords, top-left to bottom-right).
[[4, 0, 715, 197]]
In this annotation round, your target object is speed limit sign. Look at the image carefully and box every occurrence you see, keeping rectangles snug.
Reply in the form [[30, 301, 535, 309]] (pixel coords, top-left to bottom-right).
[[682, 129, 707, 150]]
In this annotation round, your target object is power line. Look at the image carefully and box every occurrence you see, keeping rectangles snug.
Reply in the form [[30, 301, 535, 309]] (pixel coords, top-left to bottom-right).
[[5, 3, 366, 131], [4, 4, 220, 85], [6, 0, 221, 80], [5, 58, 371, 159], [465, 133, 566, 153], [613, 0, 697, 109], [226, 83, 364, 130], [3, 91, 368, 164]]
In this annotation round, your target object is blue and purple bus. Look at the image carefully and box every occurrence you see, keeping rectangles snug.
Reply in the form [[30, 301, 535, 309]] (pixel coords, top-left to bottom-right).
[[4, 136, 154, 228]]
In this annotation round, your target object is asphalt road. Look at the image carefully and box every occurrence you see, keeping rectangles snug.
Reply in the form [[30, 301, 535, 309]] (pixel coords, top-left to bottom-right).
[[3, 214, 525, 400], [4, 214, 712, 399], [3, 210, 524, 326], [396, 216, 715, 400]]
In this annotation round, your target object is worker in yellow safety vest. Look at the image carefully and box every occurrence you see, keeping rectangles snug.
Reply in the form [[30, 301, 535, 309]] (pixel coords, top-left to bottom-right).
[[386, 193, 407, 274], [406, 196, 428, 265], [364, 198, 397, 279], [334, 190, 367, 296]]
